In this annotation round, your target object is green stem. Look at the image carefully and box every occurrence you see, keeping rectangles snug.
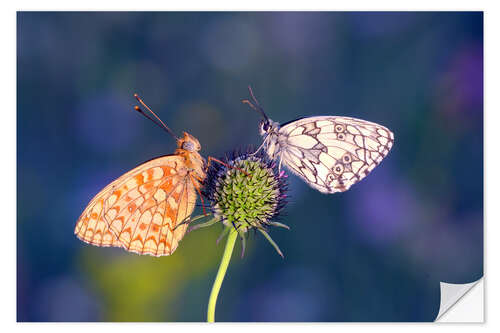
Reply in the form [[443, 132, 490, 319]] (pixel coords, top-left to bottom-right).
[[207, 227, 238, 322]]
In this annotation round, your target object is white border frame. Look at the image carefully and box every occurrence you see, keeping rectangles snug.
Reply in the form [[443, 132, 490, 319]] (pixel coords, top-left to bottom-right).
[[6, 1, 496, 331]]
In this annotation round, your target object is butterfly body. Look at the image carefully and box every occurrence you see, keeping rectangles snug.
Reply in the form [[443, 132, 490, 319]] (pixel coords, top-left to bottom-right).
[[75, 131, 206, 257], [175, 132, 206, 178], [255, 112, 394, 194], [258, 119, 282, 159]]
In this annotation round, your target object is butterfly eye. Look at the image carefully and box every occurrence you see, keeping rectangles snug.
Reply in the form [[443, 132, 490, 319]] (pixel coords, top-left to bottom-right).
[[337, 133, 345, 140], [343, 154, 352, 163], [261, 121, 270, 132], [335, 124, 345, 133], [333, 164, 344, 175], [182, 141, 195, 151]]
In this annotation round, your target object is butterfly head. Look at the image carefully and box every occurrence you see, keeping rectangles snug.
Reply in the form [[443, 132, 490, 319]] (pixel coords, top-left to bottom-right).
[[242, 86, 279, 136], [259, 119, 279, 136], [178, 132, 201, 152]]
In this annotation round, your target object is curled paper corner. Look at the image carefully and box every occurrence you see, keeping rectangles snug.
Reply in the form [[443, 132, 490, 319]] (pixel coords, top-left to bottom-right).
[[435, 278, 483, 322]]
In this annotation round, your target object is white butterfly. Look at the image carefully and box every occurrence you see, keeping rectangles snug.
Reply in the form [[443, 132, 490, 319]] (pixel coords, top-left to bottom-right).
[[243, 87, 394, 194]]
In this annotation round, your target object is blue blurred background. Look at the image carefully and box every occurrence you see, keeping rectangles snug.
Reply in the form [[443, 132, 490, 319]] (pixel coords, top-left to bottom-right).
[[17, 11, 483, 322]]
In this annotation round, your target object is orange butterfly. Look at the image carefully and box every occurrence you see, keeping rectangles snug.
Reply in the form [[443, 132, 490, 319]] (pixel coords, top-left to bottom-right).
[[74, 94, 217, 257]]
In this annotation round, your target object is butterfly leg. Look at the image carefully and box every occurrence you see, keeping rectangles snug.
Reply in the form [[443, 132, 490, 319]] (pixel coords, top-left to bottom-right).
[[175, 214, 210, 231], [189, 173, 208, 216], [206, 156, 250, 176], [250, 136, 268, 156]]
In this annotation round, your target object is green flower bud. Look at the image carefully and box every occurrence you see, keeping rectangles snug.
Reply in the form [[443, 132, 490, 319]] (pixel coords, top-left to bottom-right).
[[203, 149, 289, 257]]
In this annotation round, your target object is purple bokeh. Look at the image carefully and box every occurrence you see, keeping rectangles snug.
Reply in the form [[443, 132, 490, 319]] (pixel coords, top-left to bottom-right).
[[348, 12, 418, 38], [436, 44, 483, 118], [347, 170, 419, 246], [32, 276, 102, 321], [239, 266, 332, 321], [266, 12, 335, 60], [74, 93, 141, 154]]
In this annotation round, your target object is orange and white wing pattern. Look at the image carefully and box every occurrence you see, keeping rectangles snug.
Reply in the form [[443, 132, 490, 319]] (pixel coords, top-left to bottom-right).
[[75, 155, 198, 257], [278, 116, 394, 194]]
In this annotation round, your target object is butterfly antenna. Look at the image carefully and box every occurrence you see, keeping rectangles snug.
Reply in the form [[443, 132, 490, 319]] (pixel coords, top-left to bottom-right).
[[133, 105, 167, 134], [133, 93, 179, 140], [242, 85, 270, 122]]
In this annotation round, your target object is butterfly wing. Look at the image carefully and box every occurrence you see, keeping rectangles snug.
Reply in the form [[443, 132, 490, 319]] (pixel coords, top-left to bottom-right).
[[277, 116, 394, 194], [74, 155, 199, 256]]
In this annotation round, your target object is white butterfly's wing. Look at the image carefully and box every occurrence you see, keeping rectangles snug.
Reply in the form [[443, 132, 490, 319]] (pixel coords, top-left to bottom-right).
[[277, 116, 394, 194]]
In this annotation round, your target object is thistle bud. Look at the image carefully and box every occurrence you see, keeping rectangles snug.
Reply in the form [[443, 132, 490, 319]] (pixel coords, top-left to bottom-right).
[[204, 149, 289, 257]]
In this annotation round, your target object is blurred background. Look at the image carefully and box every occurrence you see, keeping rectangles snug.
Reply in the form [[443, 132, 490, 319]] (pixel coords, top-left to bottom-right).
[[17, 12, 483, 322]]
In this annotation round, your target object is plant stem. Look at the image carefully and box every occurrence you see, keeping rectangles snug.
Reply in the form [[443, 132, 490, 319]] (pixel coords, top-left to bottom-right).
[[207, 227, 238, 322]]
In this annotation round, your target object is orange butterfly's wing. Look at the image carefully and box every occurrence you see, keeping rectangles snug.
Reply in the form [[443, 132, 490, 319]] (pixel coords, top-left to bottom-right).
[[74, 155, 199, 257]]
